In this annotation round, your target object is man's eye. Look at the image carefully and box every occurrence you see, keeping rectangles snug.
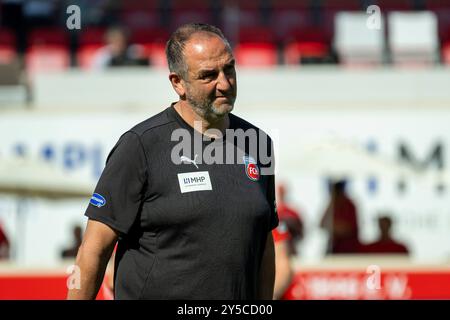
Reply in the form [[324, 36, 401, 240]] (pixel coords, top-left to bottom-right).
[[201, 73, 216, 79]]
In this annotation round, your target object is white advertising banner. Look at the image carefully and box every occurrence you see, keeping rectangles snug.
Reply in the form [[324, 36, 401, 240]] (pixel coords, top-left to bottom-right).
[[0, 107, 449, 264]]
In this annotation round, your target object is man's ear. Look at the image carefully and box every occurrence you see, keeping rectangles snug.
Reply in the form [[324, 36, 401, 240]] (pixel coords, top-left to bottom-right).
[[169, 72, 186, 98]]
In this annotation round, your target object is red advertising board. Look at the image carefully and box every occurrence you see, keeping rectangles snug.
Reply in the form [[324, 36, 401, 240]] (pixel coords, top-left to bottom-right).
[[0, 268, 449, 300], [283, 270, 450, 300], [0, 273, 107, 300]]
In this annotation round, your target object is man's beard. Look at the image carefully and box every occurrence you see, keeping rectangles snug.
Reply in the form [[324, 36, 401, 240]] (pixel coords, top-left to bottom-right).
[[186, 89, 235, 122]]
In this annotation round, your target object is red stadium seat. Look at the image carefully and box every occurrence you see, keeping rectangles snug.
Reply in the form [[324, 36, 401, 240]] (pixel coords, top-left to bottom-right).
[[320, 0, 363, 37], [26, 29, 70, 73], [220, 0, 264, 31], [270, 7, 310, 43], [0, 29, 17, 64], [120, 0, 161, 28], [271, 0, 360, 43], [235, 43, 278, 67], [132, 42, 167, 68], [237, 1, 263, 28], [425, 0, 450, 10], [431, 9, 450, 46], [235, 27, 277, 67], [285, 26, 331, 45], [238, 27, 275, 44], [78, 28, 105, 46], [375, 0, 413, 11], [130, 29, 169, 68], [76, 28, 105, 69], [442, 42, 450, 65], [25, 46, 70, 74], [283, 41, 329, 65], [270, 0, 310, 10], [171, 0, 210, 10], [442, 23, 450, 45], [170, 0, 214, 30], [28, 28, 69, 47], [129, 28, 169, 45], [0, 47, 16, 64], [121, 0, 160, 10], [283, 27, 331, 65], [121, 9, 161, 30], [321, 0, 362, 10], [77, 45, 103, 70], [171, 9, 214, 30], [146, 43, 167, 68]]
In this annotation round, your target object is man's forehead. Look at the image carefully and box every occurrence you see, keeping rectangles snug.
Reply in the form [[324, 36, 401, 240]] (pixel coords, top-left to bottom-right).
[[184, 33, 233, 68], [186, 31, 227, 49]]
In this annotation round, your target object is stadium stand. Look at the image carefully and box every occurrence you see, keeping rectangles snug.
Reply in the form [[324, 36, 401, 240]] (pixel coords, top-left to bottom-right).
[[0, 28, 17, 64], [0, 1, 448, 70], [234, 26, 278, 67], [25, 28, 70, 74]]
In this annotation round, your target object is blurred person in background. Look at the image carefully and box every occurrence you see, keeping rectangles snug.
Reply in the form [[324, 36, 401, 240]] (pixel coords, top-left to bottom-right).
[[359, 215, 409, 255], [0, 221, 10, 260], [276, 183, 304, 256], [320, 180, 360, 254], [273, 221, 294, 300], [60, 225, 83, 259], [93, 26, 149, 68], [273, 183, 303, 299]]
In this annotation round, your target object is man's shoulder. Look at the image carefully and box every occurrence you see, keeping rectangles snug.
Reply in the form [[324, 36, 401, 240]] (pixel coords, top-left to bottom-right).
[[230, 113, 268, 135], [128, 107, 175, 137]]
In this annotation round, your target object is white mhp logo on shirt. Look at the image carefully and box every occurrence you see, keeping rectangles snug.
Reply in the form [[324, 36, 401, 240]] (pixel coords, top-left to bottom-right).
[[177, 171, 212, 193]]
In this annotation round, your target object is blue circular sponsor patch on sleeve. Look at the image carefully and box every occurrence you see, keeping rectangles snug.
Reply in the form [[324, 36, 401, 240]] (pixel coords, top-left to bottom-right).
[[90, 193, 106, 208]]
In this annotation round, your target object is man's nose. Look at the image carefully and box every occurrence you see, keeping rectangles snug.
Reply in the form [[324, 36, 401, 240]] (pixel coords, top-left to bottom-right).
[[216, 71, 233, 92]]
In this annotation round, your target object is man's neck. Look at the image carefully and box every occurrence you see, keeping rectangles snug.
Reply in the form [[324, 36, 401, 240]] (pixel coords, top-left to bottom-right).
[[174, 101, 230, 138]]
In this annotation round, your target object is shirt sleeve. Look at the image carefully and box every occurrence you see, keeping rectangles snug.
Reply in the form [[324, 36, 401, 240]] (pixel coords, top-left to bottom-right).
[[85, 131, 148, 235]]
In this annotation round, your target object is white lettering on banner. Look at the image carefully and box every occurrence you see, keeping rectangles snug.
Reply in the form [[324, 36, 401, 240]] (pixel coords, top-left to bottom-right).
[[288, 272, 415, 300], [8, 142, 104, 180], [178, 171, 212, 193], [307, 276, 360, 299], [385, 275, 411, 299]]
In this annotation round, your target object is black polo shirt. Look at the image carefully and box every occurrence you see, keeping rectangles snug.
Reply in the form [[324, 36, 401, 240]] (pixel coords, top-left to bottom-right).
[[85, 104, 278, 300]]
